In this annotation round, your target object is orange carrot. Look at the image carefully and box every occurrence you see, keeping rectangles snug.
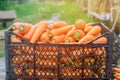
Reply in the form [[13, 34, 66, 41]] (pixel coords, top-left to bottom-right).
[[114, 73, 120, 80], [40, 31, 50, 43], [18, 23, 32, 34], [11, 35, 22, 42], [87, 26, 102, 36], [93, 37, 107, 44], [85, 23, 94, 27], [51, 34, 66, 44], [95, 32, 102, 37], [113, 68, 120, 73], [63, 37, 75, 43], [13, 30, 22, 37], [13, 67, 23, 75], [23, 25, 37, 40], [74, 19, 86, 30], [30, 21, 48, 43], [78, 35, 95, 44], [66, 25, 76, 37], [73, 30, 86, 41], [50, 25, 72, 36], [84, 26, 93, 33], [49, 21, 68, 29]]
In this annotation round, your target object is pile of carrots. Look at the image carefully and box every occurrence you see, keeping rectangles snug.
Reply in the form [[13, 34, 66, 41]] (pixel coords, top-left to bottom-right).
[[113, 67, 120, 80], [10, 19, 108, 79], [11, 19, 107, 44]]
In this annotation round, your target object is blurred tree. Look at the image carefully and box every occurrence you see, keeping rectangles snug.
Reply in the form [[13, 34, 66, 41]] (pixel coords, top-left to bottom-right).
[[0, 0, 7, 10]]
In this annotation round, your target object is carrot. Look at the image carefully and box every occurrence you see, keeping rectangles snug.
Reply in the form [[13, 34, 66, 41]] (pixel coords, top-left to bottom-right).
[[113, 68, 120, 73], [13, 67, 23, 75], [23, 25, 37, 40], [84, 26, 93, 33], [87, 25, 102, 36], [85, 23, 94, 27], [51, 34, 66, 44], [13, 30, 22, 37], [63, 37, 75, 43], [18, 23, 32, 34], [12, 22, 22, 30], [25, 68, 34, 76], [114, 73, 120, 79], [95, 32, 102, 37], [78, 34, 95, 44], [48, 21, 68, 29], [93, 37, 107, 44], [12, 55, 23, 65], [50, 25, 72, 36], [74, 19, 86, 30], [73, 30, 86, 41], [66, 25, 76, 37], [30, 21, 48, 43], [11, 35, 22, 42], [90, 58, 95, 65], [40, 31, 50, 43]]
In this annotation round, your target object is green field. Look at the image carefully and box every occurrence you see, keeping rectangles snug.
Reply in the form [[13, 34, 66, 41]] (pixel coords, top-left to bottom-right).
[[0, 1, 94, 29]]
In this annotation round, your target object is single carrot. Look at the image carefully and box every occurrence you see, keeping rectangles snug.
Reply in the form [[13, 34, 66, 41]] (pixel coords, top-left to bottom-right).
[[23, 25, 37, 41], [50, 25, 72, 36], [30, 21, 48, 43], [40, 31, 50, 43], [78, 34, 95, 44], [48, 21, 68, 29], [87, 25, 102, 36], [73, 30, 86, 41], [63, 37, 75, 43], [85, 23, 94, 27], [18, 23, 32, 34], [74, 19, 86, 30], [84, 26, 93, 33], [13, 30, 22, 37], [93, 37, 107, 44], [113, 68, 120, 73], [11, 35, 22, 42], [51, 34, 66, 44], [66, 25, 76, 37]]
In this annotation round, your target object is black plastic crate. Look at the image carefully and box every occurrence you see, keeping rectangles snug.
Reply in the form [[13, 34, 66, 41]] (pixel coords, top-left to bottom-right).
[[5, 23, 114, 80]]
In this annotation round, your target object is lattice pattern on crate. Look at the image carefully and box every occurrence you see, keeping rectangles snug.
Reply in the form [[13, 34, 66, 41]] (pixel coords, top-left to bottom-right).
[[9, 44, 107, 79]]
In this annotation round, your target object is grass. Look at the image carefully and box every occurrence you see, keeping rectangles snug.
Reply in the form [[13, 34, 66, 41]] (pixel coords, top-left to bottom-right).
[[118, 60, 120, 65], [1, 1, 94, 28], [0, 40, 4, 58], [0, 37, 5, 40], [0, 51, 4, 58]]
